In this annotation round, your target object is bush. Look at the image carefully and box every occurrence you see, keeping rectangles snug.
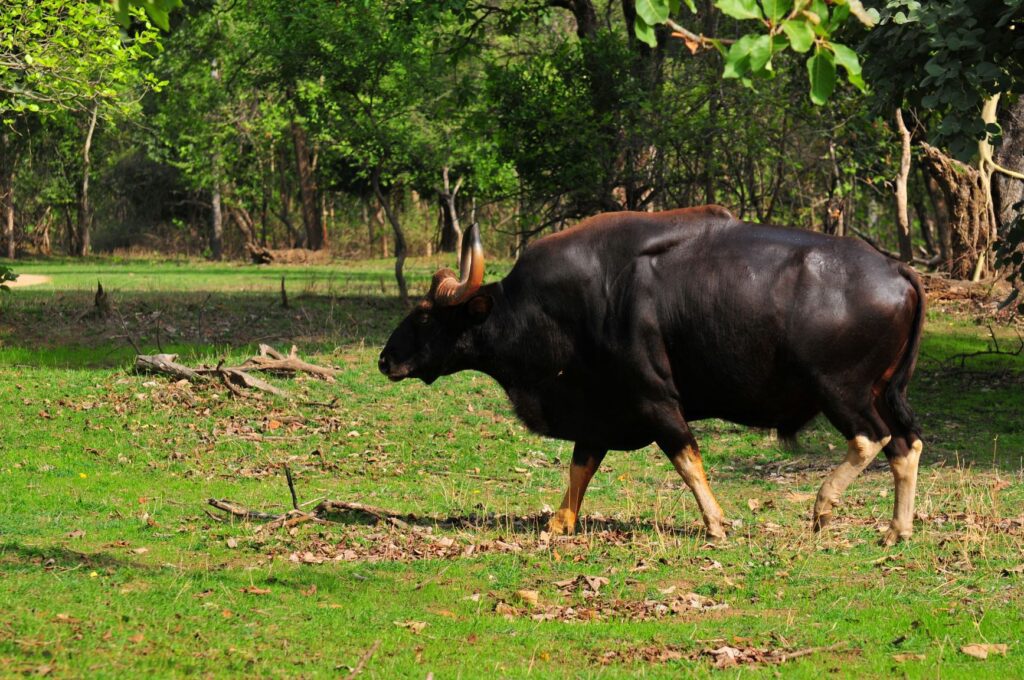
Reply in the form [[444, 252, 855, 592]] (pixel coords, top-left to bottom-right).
[[0, 265, 16, 292]]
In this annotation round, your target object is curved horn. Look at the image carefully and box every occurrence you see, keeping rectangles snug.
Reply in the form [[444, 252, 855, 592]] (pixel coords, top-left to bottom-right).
[[434, 223, 484, 306]]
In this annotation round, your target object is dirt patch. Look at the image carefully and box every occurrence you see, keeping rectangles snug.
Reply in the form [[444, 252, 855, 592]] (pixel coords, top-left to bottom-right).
[[6, 274, 52, 288]]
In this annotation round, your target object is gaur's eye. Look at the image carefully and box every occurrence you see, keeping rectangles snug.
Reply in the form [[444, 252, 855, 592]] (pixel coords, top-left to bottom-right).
[[416, 311, 430, 325]]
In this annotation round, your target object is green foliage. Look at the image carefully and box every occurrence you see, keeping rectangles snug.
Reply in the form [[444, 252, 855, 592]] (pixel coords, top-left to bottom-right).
[[0, 1, 163, 119], [716, 0, 763, 21], [861, 0, 1024, 159], [111, 0, 182, 30], [639, 0, 869, 102], [0, 264, 15, 292], [806, 46, 836, 105]]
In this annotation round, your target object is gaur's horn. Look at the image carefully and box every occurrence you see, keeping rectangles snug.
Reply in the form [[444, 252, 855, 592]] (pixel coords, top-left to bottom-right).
[[434, 223, 484, 306]]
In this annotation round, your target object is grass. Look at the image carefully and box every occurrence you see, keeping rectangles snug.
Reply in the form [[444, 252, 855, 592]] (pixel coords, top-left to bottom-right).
[[1, 257, 1023, 677]]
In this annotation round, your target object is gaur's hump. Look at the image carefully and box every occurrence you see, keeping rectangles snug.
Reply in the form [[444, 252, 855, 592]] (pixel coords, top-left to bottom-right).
[[662, 204, 733, 221], [546, 205, 734, 240]]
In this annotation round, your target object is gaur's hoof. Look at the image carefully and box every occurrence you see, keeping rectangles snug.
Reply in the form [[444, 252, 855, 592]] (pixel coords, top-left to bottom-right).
[[812, 512, 832, 532], [704, 519, 728, 543], [880, 526, 911, 547], [547, 509, 577, 536]]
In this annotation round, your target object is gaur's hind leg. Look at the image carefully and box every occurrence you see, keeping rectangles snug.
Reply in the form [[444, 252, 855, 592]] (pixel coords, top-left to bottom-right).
[[547, 444, 607, 535], [813, 434, 890, 530], [882, 436, 923, 546], [662, 434, 728, 541], [814, 403, 891, 531]]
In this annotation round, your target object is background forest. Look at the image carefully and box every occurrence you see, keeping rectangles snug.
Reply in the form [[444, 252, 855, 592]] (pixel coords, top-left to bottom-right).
[[2, 0, 1023, 301], [4, 3, 1024, 676]]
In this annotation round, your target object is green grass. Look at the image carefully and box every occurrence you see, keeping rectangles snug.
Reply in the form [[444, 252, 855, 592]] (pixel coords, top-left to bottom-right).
[[1, 258, 1024, 677]]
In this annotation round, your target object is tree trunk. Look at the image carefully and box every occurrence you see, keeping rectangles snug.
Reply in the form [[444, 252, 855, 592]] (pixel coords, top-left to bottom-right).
[[39, 205, 51, 256], [922, 163, 951, 267], [1, 170, 13, 260], [919, 142, 995, 280], [290, 120, 324, 250], [210, 185, 224, 260], [893, 109, 914, 262], [277, 145, 296, 247], [371, 168, 408, 304], [0, 126, 17, 260], [228, 205, 258, 245], [823, 138, 846, 236], [373, 203, 389, 258], [992, 94, 1024, 234], [913, 196, 936, 257], [75, 104, 99, 258], [437, 166, 463, 253], [64, 208, 76, 256]]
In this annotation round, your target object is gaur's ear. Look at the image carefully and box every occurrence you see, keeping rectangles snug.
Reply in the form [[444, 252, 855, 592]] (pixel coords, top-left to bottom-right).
[[466, 294, 493, 323]]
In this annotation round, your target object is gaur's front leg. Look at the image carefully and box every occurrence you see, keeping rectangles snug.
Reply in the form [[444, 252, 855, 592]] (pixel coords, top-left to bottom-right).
[[547, 444, 607, 535], [665, 440, 728, 541]]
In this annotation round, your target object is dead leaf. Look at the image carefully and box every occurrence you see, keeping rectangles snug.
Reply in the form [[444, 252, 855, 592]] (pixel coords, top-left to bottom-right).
[[961, 643, 1008, 659], [394, 620, 427, 634], [1002, 564, 1024, 576], [132, 547, 149, 555], [65, 529, 85, 539], [494, 602, 519, 619], [128, 633, 145, 644], [301, 584, 317, 597], [747, 498, 762, 512], [240, 586, 271, 595], [892, 653, 926, 662], [708, 646, 744, 668], [516, 589, 540, 607]]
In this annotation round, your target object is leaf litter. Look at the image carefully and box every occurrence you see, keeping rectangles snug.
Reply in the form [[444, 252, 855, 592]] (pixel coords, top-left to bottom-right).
[[596, 641, 845, 669]]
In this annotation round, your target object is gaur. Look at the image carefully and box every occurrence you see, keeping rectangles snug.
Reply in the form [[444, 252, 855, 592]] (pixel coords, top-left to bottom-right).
[[378, 206, 924, 545]]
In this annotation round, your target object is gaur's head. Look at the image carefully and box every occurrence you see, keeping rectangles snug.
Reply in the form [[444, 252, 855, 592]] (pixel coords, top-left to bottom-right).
[[378, 224, 493, 384]]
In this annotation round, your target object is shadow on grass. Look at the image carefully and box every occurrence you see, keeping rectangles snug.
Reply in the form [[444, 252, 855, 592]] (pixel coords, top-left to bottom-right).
[[316, 505, 707, 539], [0, 541, 156, 572], [0, 290, 408, 368]]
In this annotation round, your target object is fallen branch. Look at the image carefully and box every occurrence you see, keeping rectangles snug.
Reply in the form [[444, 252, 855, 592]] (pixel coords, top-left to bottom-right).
[[315, 500, 410, 529], [946, 326, 1024, 367], [222, 367, 287, 396], [208, 498, 282, 521], [206, 497, 412, 532], [346, 640, 381, 680], [134, 344, 337, 397], [234, 344, 338, 381], [135, 354, 201, 381]]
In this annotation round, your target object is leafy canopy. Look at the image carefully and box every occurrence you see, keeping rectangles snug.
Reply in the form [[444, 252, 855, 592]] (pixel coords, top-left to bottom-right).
[[636, 0, 872, 104], [1, 0, 163, 119]]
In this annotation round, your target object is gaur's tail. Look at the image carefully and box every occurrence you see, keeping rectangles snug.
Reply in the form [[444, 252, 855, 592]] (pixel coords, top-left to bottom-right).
[[885, 263, 925, 439]]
